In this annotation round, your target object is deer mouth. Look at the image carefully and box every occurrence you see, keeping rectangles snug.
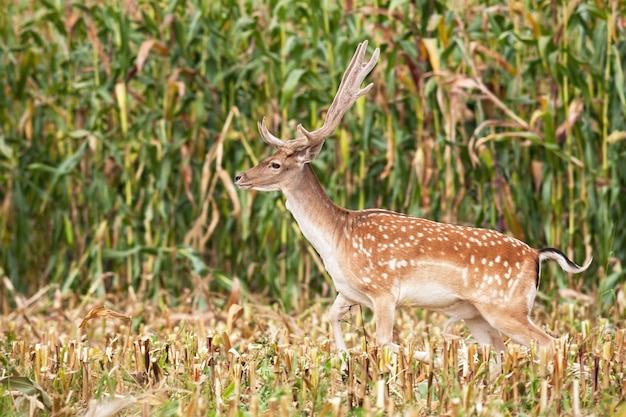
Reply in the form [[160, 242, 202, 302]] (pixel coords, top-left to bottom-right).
[[234, 175, 281, 192]]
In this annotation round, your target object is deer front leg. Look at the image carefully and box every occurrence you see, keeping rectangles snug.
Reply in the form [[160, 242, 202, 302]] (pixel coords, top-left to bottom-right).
[[328, 293, 357, 359], [373, 293, 432, 363], [371, 293, 397, 347]]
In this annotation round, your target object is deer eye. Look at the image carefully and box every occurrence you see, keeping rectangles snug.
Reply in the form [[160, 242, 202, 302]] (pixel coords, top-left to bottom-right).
[[270, 162, 281, 169]]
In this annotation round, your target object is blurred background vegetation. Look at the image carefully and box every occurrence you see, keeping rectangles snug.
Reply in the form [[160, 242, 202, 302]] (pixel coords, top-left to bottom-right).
[[1, 0, 624, 316]]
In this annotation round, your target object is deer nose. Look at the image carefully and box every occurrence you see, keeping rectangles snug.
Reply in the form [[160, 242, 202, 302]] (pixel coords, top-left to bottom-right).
[[234, 174, 242, 183]]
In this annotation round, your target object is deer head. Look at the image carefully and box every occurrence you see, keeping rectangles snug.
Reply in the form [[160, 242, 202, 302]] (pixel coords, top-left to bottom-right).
[[235, 41, 379, 192]]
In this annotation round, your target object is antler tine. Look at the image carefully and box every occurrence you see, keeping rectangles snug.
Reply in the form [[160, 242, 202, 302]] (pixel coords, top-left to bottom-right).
[[258, 117, 288, 148], [297, 40, 380, 144]]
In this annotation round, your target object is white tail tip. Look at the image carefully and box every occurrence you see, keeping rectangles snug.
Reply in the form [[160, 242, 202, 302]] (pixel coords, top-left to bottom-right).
[[539, 248, 592, 273]]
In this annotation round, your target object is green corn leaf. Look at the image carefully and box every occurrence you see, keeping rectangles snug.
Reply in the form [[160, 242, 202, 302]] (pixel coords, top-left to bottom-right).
[[280, 68, 306, 109], [0, 376, 52, 411]]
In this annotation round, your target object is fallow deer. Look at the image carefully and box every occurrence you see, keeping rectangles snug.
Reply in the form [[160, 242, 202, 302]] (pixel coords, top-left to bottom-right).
[[234, 41, 591, 361]]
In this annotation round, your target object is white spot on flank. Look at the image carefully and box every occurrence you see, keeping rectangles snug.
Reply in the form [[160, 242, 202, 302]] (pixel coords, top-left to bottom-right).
[[389, 259, 397, 270]]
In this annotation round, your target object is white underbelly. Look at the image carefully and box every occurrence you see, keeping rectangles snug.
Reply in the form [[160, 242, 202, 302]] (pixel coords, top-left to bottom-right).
[[396, 281, 461, 309]]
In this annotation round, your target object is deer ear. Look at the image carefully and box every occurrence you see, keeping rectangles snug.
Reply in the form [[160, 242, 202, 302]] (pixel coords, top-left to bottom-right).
[[296, 141, 325, 164]]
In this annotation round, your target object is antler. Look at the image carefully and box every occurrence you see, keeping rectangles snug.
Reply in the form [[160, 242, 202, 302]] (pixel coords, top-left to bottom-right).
[[258, 116, 286, 148], [297, 41, 379, 143], [258, 40, 380, 151]]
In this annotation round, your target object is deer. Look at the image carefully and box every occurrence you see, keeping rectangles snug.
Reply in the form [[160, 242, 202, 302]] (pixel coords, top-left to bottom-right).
[[234, 41, 592, 364]]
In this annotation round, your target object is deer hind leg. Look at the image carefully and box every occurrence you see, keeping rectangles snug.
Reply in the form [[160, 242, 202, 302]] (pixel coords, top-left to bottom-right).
[[461, 314, 506, 380], [440, 301, 504, 352], [463, 315, 506, 352], [480, 308, 555, 353]]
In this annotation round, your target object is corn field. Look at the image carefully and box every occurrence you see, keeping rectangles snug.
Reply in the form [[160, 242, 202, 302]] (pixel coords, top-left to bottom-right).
[[1, 0, 625, 415]]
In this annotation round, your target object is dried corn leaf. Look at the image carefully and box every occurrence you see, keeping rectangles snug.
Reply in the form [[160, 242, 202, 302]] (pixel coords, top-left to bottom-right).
[[83, 397, 137, 417], [225, 277, 242, 311], [136, 39, 169, 73], [79, 305, 131, 328], [227, 304, 244, 332]]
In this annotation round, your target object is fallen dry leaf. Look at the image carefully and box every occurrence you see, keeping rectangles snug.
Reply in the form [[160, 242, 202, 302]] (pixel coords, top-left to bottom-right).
[[79, 305, 132, 329]]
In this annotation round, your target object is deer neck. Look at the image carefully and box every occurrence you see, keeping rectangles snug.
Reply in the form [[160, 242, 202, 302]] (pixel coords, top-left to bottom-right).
[[282, 164, 347, 257]]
